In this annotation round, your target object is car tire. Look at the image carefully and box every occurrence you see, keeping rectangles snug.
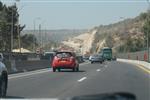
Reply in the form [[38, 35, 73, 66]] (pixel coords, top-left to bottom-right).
[[58, 68, 61, 72], [0, 75, 7, 98], [53, 68, 56, 72], [76, 67, 79, 72], [72, 68, 76, 72]]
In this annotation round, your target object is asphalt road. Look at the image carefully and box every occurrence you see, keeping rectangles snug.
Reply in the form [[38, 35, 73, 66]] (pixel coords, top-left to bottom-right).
[[7, 61, 150, 100]]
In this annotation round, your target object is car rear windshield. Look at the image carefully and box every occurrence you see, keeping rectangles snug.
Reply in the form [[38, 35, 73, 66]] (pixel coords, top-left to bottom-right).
[[93, 55, 99, 57], [56, 52, 72, 58]]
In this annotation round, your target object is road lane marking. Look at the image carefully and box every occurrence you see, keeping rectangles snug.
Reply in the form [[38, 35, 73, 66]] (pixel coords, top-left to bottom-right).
[[8, 62, 89, 79], [78, 77, 87, 82], [104, 65, 108, 67], [136, 64, 150, 74], [96, 69, 101, 72], [118, 60, 150, 74], [9, 69, 52, 79]]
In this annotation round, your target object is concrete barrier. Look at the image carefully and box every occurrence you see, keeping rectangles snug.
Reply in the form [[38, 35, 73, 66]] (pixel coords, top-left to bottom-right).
[[4, 55, 85, 74], [117, 59, 150, 70], [5, 60, 50, 74]]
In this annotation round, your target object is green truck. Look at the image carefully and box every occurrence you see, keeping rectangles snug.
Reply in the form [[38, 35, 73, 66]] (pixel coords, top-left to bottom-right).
[[99, 47, 112, 61]]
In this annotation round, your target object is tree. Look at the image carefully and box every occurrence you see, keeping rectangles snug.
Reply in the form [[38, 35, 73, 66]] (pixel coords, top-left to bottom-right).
[[0, 1, 25, 52], [142, 12, 150, 47], [105, 34, 114, 48], [21, 34, 38, 51], [118, 36, 144, 53]]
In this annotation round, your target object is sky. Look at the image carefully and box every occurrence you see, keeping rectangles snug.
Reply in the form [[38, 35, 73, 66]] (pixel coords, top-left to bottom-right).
[[0, 0, 149, 30]]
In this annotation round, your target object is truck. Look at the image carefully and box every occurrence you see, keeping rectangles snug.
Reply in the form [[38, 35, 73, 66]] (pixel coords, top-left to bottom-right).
[[99, 47, 112, 61]]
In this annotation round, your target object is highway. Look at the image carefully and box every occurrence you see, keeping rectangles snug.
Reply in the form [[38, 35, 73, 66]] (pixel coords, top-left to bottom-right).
[[7, 61, 150, 100]]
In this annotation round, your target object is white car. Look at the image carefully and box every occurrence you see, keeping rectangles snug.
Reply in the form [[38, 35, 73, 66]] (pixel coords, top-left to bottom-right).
[[0, 53, 8, 98]]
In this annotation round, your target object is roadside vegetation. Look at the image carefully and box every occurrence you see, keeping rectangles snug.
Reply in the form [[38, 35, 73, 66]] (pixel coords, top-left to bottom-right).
[[94, 12, 150, 53], [0, 1, 37, 52]]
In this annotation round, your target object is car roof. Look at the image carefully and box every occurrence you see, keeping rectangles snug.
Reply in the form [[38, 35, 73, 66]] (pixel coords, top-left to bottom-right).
[[45, 52, 55, 54], [56, 51, 76, 56], [92, 54, 99, 56], [56, 51, 74, 53]]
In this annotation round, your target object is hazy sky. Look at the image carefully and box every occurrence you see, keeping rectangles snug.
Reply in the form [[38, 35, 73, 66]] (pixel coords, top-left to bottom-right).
[[1, 0, 149, 30]]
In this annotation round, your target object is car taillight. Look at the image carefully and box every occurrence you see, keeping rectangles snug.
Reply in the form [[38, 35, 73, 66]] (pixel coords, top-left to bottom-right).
[[54, 56, 61, 61], [70, 57, 75, 62]]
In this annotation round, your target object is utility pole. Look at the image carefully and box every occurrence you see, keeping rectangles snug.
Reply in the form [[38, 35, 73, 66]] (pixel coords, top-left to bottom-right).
[[14, 0, 21, 53], [39, 24, 41, 48], [40, 20, 45, 50], [33, 17, 41, 52], [17, 18, 21, 53], [147, 0, 150, 62], [33, 20, 36, 52], [11, 9, 14, 53]]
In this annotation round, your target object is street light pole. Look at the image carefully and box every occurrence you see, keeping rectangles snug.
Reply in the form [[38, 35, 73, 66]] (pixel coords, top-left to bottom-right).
[[147, 0, 150, 62], [40, 20, 46, 49], [119, 17, 125, 53], [33, 17, 41, 52], [11, 2, 18, 53], [33, 20, 36, 52], [15, 0, 21, 53], [15, 0, 27, 53], [11, 10, 14, 53], [147, 29, 149, 62], [39, 24, 41, 48]]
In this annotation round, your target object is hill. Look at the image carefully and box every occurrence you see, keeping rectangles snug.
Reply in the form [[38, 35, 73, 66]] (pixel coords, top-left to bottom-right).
[[62, 12, 148, 54], [22, 29, 87, 43]]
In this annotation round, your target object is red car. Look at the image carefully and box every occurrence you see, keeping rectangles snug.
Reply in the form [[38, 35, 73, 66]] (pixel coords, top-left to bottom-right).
[[52, 51, 79, 72]]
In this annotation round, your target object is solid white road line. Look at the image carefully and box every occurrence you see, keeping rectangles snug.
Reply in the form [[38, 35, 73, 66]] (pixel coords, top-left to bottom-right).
[[8, 62, 90, 79], [96, 69, 101, 72], [78, 77, 87, 82], [9, 69, 52, 79]]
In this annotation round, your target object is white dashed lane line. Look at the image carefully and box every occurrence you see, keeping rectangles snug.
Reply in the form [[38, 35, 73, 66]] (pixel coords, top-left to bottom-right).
[[9, 69, 52, 79], [78, 77, 87, 82], [8, 62, 90, 80], [104, 65, 108, 68], [96, 69, 101, 72]]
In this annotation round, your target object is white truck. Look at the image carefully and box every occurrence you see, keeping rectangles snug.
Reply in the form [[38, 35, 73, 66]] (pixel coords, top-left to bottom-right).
[[0, 53, 8, 97]]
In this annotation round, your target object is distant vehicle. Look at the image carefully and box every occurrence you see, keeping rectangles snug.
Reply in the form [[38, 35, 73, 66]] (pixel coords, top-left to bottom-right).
[[52, 51, 79, 72], [76, 56, 84, 63], [43, 52, 55, 60], [89, 54, 103, 64], [0, 53, 8, 97], [99, 47, 112, 61], [112, 56, 117, 61], [83, 56, 90, 60]]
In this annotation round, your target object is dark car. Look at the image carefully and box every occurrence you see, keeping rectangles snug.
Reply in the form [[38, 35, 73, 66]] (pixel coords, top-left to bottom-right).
[[83, 55, 90, 61], [52, 51, 79, 72], [89, 54, 103, 64], [0, 53, 8, 98]]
